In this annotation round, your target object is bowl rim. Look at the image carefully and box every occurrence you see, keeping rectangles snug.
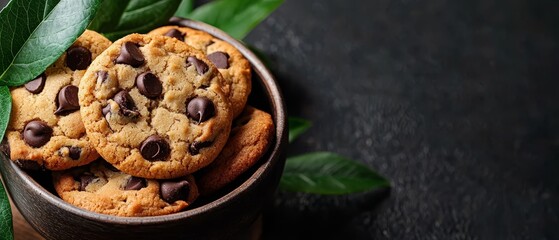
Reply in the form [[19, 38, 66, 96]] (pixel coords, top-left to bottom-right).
[[6, 18, 287, 224]]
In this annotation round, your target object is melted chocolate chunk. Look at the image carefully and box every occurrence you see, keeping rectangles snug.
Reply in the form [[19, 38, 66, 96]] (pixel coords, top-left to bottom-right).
[[79, 173, 96, 191], [24, 73, 46, 94], [68, 146, 81, 160], [186, 97, 215, 123], [124, 176, 147, 190], [96, 71, 109, 84], [186, 57, 209, 75], [54, 85, 80, 115], [101, 104, 111, 117], [66, 46, 92, 70], [140, 135, 170, 161], [207, 52, 230, 69], [113, 90, 139, 118], [23, 120, 53, 148], [136, 72, 162, 99], [160, 179, 190, 202], [189, 141, 212, 155], [164, 29, 185, 41], [116, 42, 144, 67]]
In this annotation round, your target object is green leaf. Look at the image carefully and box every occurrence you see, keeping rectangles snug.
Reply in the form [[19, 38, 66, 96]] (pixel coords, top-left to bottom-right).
[[101, 0, 182, 41], [187, 0, 284, 39], [0, 86, 11, 142], [0, 0, 103, 86], [0, 178, 13, 240], [174, 0, 194, 18], [280, 152, 390, 195], [88, 0, 131, 32], [288, 117, 311, 143]]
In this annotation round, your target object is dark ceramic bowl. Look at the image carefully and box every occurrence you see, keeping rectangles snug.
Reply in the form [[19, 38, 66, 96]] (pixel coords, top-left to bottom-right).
[[0, 18, 287, 240]]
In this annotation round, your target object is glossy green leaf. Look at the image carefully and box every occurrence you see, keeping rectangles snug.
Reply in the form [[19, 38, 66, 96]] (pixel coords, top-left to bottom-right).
[[0, 0, 103, 86], [288, 117, 311, 143], [0, 178, 12, 240], [102, 0, 182, 41], [0, 86, 10, 142], [187, 0, 284, 39], [88, 0, 131, 32], [174, 0, 194, 18], [280, 152, 390, 195]]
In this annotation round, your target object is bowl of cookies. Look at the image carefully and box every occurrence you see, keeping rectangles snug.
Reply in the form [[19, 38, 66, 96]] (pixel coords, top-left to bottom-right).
[[0, 18, 287, 239]]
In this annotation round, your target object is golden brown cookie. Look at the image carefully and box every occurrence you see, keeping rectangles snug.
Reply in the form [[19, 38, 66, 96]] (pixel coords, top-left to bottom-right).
[[5, 30, 110, 170], [79, 34, 232, 179], [149, 26, 251, 118], [197, 106, 274, 195], [53, 161, 199, 217]]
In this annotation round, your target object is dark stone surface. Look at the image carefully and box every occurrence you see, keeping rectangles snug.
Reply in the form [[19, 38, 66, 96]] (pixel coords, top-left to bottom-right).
[[243, 0, 559, 239], [1, 0, 558, 239]]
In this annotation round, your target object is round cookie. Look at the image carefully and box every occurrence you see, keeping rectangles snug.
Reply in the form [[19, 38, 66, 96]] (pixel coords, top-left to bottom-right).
[[197, 106, 274, 196], [5, 30, 110, 170], [53, 161, 199, 217], [79, 34, 232, 179], [149, 26, 252, 118]]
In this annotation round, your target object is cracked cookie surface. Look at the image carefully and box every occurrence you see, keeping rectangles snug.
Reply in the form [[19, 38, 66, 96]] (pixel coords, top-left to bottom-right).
[[53, 160, 199, 217], [150, 26, 251, 118], [5, 30, 110, 170], [79, 34, 232, 179]]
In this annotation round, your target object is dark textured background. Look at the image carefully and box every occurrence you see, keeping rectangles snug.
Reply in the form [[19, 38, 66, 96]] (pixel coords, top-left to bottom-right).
[[1, 0, 558, 239], [244, 0, 559, 239]]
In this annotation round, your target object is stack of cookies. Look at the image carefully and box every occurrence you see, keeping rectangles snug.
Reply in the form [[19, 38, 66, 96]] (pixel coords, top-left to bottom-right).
[[1, 27, 275, 217]]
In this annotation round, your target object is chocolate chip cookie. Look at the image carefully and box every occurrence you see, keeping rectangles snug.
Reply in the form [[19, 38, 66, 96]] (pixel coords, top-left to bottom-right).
[[5, 30, 110, 170], [53, 161, 199, 217], [79, 34, 232, 179], [149, 26, 251, 118], [197, 106, 274, 195]]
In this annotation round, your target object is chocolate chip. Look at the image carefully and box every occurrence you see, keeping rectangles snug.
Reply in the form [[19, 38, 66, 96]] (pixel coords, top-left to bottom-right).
[[24, 73, 46, 94], [101, 104, 111, 117], [136, 72, 162, 99], [66, 46, 92, 70], [79, 173, 96, 191], [68, 146, 81, 160], [113, 90, 139, 118], [187, 57, 209, 75], [160, 179, 190, 202], [140, 135, 170, 161], [23, 120, 53, 148], [186, 97, 215, 123], [207, 52, 230, 69], [164, 29, 185, 41], [54, 85, 80, 115], [96, 71, 109, 84], [15, 160, 42, 171], [189, 141, 212, 155], [116, 42, 144, 67], [124, 176, 146, 190]]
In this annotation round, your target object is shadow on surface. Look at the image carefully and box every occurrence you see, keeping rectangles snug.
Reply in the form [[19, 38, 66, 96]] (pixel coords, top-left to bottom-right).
[[263, 187, 390, 240]]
